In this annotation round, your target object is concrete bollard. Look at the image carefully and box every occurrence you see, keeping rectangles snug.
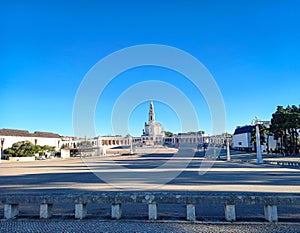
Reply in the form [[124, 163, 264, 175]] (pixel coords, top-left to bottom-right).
[[148, 203, 157, 220], [75, 203, 87, 219], [4, 204, 19, 219], [111, 203, 122, 219], [186, 204, 196, 221], [264, 205, 278, 222], [40, 203, 53, 219], [224, 204, 236, 221]]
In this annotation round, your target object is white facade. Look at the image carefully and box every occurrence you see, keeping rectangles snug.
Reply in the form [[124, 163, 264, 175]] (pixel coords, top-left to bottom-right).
[[176, 133, 203, 144], [0, 129, 61, 155], [142, 101, 165, 145], [232, 125, 254, 151], [97, 135, 131, 147], [232, 123, 279, 152], [61, 136, 79, 149], [232, 132, 252, 149], [266, 135, 278, 151]]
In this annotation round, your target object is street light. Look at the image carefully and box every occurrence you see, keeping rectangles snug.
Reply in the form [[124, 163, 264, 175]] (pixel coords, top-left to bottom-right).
[[253, 116, 263, 164], [226, 134, 231, 161], [0, 138, 4, 163]]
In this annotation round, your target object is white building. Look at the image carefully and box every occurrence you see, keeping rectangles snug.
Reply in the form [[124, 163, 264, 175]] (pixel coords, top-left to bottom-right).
[[0, 128, 61, 156], [61, 136, 80, 149], [95, 135, 131, 147], [176, 132, 203, 145], [141, 100, 165, 145], [232, 123, 278, 152], [232, 125, 254, 151]]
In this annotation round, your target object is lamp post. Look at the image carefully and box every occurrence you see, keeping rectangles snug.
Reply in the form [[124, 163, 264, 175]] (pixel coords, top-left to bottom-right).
[[0, 138, 4, 163], [213, 136, 216, 157], [129, 135, 134, 155], [97, 136, 101, 157], [226, 135, 231, 161], [253, 116, 263, 164], [130, 139, 133, 155]]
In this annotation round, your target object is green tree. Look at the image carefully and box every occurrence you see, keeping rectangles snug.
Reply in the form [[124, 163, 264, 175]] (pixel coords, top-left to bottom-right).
[[270, 105, 300, 155], [251, 124, 267, 151], [77, 141, 92, 147], [164, 131, 174, 137], [42, 145, 56, 152], [3, 141, 56, 157], [4, 141, 37, 157]]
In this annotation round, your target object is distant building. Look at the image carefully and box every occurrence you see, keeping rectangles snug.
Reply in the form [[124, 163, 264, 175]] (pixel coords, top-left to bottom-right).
[[95, 135, 131, 147], [61, 101, 209, 151], [232, 125, 255, 151], [0, 128, 61, 156], [232, 122, 279, 152], [0, 101, 220, 158], [141, 100, 165, 145], [176, 132, 203, 145], [61, 136, 79, 149]]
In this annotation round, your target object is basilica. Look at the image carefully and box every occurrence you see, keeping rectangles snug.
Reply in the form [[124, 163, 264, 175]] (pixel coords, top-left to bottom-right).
[[58, 100, 207, 152], [141, 100, 165, 145]]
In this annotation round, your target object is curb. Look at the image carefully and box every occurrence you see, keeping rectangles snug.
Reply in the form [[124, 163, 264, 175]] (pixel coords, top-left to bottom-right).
[[1, 218, 300, 225]]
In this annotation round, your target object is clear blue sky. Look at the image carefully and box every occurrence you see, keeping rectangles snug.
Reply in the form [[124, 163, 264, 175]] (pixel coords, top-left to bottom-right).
[[1, 0, 300, 137]]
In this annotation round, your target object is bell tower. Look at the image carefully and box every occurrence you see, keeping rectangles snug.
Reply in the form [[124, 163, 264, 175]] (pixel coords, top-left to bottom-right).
[[142, 100, 165, 145], [148, 100, 155, 123]]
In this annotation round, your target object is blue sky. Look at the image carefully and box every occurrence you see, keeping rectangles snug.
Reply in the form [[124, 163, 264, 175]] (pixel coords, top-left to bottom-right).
[[1, 0, 300, 137]]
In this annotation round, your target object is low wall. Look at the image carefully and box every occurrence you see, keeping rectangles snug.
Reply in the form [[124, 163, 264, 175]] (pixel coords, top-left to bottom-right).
[[60, 149, 70, 159], [1, 192, 300, 222], [8, 156, 35, 162], [265, 160, 300, 167], [134, 147, 178, 154]]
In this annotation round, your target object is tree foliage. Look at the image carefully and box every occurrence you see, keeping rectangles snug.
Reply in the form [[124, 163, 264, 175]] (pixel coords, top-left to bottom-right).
[[251, 124, 267, 147], [77, 141, 92, 147], [164, 131, 174, 137], [4, 141, 55, 157], [178, 131, 205, 135], [270, 105, 300, 155]]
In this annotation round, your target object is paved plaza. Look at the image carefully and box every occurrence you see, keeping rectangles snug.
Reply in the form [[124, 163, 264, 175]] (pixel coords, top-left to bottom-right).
[[1, 150, 300, 194], [1, 220, 300, 233], [1, 150, 300, 232]]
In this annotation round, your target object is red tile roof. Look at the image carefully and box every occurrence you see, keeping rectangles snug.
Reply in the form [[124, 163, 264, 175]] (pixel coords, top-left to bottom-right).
[[0, 129, 60, 138]]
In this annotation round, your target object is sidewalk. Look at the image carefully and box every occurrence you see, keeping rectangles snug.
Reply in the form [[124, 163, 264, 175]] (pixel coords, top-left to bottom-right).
[[1, 219, 300, 233], [224, 151, 300, 168]]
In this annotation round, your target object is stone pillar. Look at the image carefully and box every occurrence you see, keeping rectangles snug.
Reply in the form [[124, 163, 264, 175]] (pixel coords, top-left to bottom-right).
[[148, 203, 157, 220], [111, 203, 122, 219], [186, 204, 196, 221], [40, 203, 53, 219], [255, 124, 263, 164], [75, 203, 87, 219], [4, 204, 19, 219], [224, 204, 236, 221], [226, 139, 231, 161], [264, 205, 278, 222], [102, 148, 107, 156]]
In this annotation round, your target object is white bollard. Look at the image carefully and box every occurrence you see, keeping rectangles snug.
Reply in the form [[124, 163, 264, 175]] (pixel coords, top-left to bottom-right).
[[264, 205, 278, 222], [75, 203, 87, 219], [4, 204, 19, 219], [148, 203, 157, 220], [224, 204, 236, 221], [111, 203, 122, 219], [40, 203, 53, 219], [186, 204, 196, 221]]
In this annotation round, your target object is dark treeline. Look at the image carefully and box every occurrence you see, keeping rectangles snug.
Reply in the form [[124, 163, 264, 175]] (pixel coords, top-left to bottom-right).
[[270, 105, 300, 155]]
